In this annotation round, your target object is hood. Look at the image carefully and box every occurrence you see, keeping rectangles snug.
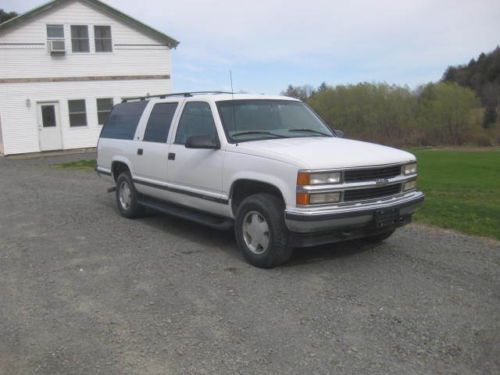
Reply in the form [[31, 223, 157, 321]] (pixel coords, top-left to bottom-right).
[[230, 137, 415, 169]]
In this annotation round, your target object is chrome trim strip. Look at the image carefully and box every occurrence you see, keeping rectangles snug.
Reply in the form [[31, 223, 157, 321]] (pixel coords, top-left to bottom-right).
[[297, 161, 411, 174]]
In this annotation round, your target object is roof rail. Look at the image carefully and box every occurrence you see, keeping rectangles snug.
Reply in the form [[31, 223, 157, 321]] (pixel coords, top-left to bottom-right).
[[122, 91, 234, 103]]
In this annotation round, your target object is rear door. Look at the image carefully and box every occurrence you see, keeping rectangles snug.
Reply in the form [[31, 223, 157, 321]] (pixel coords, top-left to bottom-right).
[[133, 101, 179, 184]]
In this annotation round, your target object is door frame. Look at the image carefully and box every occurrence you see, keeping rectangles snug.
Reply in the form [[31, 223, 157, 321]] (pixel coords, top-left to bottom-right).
[[36, 100, 64, 151]]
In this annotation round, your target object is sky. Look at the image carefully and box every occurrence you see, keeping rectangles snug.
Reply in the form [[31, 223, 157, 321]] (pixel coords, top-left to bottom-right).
[[3, 0, 500, 94]]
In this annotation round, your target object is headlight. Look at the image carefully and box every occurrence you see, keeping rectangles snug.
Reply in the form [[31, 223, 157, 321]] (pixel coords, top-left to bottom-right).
[[403, 163, 417, 175], [403, 180, 417, 191], [297, 171, 341, 185]]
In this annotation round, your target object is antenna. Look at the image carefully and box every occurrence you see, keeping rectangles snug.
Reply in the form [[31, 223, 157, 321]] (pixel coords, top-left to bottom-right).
[[229, 70, 234, 94]]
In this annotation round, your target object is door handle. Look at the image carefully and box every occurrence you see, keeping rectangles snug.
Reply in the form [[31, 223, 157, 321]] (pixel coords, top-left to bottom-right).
[[137, 148, 143, 155], [168, 153, 175, 160]]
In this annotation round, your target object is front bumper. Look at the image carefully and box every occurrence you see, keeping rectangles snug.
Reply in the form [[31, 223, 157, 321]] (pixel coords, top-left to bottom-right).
[[285, 191, 424, 234]]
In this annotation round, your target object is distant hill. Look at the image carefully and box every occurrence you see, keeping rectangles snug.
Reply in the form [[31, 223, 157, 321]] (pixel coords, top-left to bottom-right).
[[442, 47, 500, 127]]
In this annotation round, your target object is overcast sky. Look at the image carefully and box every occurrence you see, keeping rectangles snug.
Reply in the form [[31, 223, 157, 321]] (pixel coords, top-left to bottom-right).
[[4, 0, 500, 94]]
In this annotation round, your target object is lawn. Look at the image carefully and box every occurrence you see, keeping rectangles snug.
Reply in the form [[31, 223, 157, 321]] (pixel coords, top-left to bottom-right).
[[57, 159, 96, 170], [57, 148, 500, 240], [411, 148, 500, 240]]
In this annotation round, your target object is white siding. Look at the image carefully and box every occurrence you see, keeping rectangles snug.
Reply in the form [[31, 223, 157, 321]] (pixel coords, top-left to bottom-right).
[[0, 79, 172, 155], [0, 0, 175, 155], [0, 0, 172, 78]]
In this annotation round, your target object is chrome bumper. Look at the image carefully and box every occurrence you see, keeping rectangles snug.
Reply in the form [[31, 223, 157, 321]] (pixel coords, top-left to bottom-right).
[[285, 191, 424, 233]]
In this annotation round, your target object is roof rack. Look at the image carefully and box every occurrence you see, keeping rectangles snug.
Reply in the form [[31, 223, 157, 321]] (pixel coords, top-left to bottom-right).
[[122, 91, 234, 103]]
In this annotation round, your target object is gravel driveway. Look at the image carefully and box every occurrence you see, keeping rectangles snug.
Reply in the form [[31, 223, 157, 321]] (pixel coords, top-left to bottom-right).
[[0, 153, 499, 375]]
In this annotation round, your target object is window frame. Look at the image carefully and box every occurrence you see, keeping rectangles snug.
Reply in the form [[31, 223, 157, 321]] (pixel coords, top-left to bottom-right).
[[94, 25, 113, 53], [70, 25, 90, 53], [96, 98, 114, 126], [68, 99, 88, 128], [174, 101, 220, 146]]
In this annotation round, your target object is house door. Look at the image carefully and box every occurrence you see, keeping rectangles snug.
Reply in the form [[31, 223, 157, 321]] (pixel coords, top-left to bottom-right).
[[37, 102, 63, 151]]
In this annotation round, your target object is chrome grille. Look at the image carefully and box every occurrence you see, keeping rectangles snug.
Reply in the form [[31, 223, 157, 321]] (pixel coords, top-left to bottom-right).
[[343, 184, 402, 202], [344, 165, 402, 182]]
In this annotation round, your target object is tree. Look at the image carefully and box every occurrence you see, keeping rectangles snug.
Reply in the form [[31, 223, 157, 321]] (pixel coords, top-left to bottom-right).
[[281, 84, 314, 101], [417, 83, 480, 145], [0, 9, 18, 24]]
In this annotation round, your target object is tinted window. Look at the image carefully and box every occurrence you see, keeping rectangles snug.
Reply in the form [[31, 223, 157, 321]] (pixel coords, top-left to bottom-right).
[[71, 25, 89, 52], [100, 101, 148, 140], [175, 102, 218, 145], [143, 102, 178, 143], [68, 99, 87, 127]]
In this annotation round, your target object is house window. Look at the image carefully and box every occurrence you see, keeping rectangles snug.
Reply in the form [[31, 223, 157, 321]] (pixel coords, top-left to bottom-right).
[[68, 100, 87, 127], [47, 25, 64, 39], [94, 26, 112, 52], [71, 25, 89, 52], [97, 98, 114, 125]]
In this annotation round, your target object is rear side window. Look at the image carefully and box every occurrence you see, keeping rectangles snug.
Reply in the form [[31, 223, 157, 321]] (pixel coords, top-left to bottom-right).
[[174, 102, 218, 145], [143, 102, 178, 143], [100, 101, 148, 140]]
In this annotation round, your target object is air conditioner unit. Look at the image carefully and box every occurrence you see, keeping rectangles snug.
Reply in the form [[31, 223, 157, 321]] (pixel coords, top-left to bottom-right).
[[49, 39, 66, 54]]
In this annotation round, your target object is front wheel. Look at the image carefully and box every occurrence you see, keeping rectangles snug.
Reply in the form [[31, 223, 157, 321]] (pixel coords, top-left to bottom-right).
[[235, 194, 293, 268]]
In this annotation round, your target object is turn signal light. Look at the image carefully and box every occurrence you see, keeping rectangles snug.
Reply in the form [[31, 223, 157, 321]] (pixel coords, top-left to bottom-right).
[[297, 172, 310, 186], [296, 192, 310, 205]]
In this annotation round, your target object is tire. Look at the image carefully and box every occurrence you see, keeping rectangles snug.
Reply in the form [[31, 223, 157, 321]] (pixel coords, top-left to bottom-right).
[[235, 193, 292, 268], [115, 172, 142, 218], [365, 229, 395, 244]]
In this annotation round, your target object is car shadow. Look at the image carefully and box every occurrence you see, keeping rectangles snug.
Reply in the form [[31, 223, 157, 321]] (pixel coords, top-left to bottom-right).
[[135, 208, 379, 267]]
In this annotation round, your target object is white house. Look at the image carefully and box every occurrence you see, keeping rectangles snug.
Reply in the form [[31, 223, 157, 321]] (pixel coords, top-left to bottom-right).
[[0, 0, 178, 155]]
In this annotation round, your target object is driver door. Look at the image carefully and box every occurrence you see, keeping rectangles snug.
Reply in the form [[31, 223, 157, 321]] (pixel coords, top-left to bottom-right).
[[167, 101, 225, 213]]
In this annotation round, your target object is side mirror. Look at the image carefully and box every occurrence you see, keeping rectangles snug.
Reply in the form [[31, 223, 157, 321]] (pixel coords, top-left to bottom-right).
[[333, 129, 344, 138], [185, 135, 220, 149]]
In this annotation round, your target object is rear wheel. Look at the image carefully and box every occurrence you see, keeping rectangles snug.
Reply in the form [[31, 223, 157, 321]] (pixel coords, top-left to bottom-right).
[[235, 194, 292, 268], [116, 172, 142, 218]]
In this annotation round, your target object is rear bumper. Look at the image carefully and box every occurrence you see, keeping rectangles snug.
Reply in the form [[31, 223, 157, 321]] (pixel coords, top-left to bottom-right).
[[285, 191, 424, 235]]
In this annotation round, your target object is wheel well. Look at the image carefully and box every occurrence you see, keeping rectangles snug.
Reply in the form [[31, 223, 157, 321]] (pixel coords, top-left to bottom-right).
[[111, 161, 130, 181], [230, 180, 285, 215]]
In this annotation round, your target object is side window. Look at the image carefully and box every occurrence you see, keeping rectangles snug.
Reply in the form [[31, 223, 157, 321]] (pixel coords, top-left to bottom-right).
[[143, 102, 178, 143], [175, 102, 218, 145], [100, 101, 148, 140]]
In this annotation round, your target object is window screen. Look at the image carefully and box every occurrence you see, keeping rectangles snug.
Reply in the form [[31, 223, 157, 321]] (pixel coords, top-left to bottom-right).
[[47, 25, 64, 39], [68, 100, 87, 127], [71, 25, 89, 52], [143, 102, 178, 143], [97, 98, 113, 125], [100, 101, 148, 140], [175, 102, 218, 145], [94, 26, 112, 52]]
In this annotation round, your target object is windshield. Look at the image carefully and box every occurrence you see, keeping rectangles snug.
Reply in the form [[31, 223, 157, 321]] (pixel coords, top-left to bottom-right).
[[216, 100, 334, 143]]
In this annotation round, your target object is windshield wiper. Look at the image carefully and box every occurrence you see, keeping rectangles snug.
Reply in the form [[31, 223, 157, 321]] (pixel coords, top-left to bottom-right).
[[288, 128, 332, 137], [231, 131, 286, 139]]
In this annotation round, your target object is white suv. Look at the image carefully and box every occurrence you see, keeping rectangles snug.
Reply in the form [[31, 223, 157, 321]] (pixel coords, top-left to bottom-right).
[[96, 92, 424, 268]]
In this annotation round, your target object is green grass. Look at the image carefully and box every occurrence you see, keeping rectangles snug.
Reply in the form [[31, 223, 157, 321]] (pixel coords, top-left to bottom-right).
[[56, 159, 96, 170], [411, 148, 500, 240]]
